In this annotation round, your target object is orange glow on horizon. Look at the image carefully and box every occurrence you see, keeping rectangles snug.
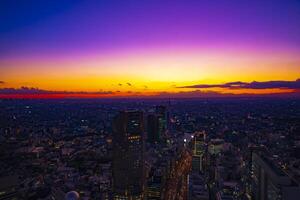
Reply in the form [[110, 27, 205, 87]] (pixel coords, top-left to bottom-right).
[[1, 49, 300, 97]]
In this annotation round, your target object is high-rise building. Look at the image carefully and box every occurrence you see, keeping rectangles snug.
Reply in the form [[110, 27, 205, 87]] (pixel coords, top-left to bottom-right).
[[192, 132, 206, 173], [208, 139, 224, 155], [147, 168, 164, 200], [155, 105, 167, 119], [251, 151, 300, 200], [147, 114, 160, 143], [112, 111, 145, 200], [155, 106, 168, 135]]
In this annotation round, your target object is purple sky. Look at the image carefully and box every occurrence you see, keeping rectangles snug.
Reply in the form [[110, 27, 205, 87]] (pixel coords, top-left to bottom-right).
[[1, 0, 300, 58], [0, 0, 300, 97]]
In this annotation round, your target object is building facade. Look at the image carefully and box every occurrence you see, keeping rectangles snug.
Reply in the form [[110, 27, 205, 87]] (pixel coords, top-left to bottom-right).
[[112, 111, 145, 200]]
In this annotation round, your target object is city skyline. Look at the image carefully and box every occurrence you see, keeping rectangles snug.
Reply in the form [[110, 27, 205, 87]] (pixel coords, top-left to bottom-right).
[[1, 1, 300, 198], [1, 0, 300, 98]]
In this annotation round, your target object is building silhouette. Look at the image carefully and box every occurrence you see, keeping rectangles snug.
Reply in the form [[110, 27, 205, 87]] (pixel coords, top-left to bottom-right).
[[251, 151, 300, 200], [155, 106, 168, 135], [192, 131, 207, 173], [112, 111, 145, 200], [147, 114, 160, 143]]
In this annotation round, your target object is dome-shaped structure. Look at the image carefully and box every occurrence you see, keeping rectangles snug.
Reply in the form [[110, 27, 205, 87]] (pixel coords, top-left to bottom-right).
[[65, 191, 80, 200]]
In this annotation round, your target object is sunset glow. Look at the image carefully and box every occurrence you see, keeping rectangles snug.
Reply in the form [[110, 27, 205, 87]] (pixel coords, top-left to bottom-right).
[[1, 0, 300, 98]]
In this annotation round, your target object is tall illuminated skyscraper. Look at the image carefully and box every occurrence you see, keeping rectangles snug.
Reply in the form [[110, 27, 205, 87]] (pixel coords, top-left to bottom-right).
[[192, 131, 206, 173], [112, 111, 145, 200]]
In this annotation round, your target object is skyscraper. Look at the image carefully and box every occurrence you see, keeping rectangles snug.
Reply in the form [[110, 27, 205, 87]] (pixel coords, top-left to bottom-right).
[[147, 114, 160, 143], [112, 111, 145, 200], [155, 105, 168, 137], [192, 131, 206, 173], [251, 151, 300, 200]]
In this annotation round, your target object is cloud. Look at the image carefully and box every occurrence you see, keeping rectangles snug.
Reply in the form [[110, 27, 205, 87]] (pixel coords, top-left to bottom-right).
[[154, 90, 300, 98], [80, 91, 115, 95], [0, 81, 5, 84], [155, 90, 229, 98], [0, 87, 50, 94], [0, 87, 115, 95], [118, 83, 122, 86], [178, 79, 300, 90], [1, 85, 299, 99], [127, 82, 132, 86]]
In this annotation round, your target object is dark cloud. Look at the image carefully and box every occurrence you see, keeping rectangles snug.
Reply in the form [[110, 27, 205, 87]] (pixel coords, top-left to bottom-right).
[[156, 90, 227, 98], [0, 81, 5, 84], [0, 87, 115, 95], [127, 82, 132, 86], [1, 86, 299, 99], [87, 91, 115, 95], [155, 90, 300, 98], [118, 83, 122, 86], [178, 79, 300, 90], [0, 87, 51, 94]]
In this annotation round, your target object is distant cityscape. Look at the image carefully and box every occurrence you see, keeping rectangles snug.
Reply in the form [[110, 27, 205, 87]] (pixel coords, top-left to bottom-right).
[[0, 98, 299, 200], [1, 0, 300, 199]]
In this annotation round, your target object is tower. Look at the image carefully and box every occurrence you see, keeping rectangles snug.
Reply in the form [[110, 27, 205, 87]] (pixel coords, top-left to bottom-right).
[[147, 114, 160, 143], [155, 105, 168, 136], [192, 131, 206, 173], [112, 111, 145, 200]]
